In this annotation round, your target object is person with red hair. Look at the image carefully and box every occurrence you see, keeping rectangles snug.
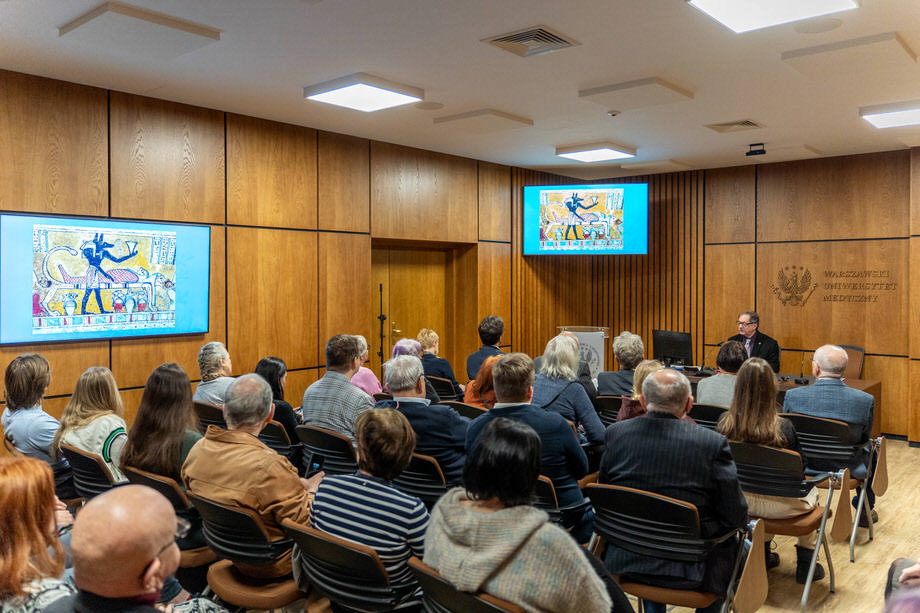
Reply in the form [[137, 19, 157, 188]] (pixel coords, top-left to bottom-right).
[[463, 355, 500, 409], [0, 456, 74, 612]]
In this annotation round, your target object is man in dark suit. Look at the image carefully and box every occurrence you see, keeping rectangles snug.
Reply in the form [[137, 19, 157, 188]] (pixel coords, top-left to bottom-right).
[[466, 315, 506, 380], [728, 310, 780, 373], [466, 352, 592, 542], [599, 368, 748, 613], [783, 344, 877, 521], [597, 330, 644, 396], [374, 354, 469, 485]]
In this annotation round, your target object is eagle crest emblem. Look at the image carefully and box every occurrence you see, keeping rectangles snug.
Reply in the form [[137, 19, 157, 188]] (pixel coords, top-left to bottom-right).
[[771, 265, 817, 307]]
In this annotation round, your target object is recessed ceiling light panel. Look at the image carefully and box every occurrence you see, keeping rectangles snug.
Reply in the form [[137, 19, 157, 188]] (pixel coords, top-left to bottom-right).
[[556, 141, 636, 162], [687, 0, 858, 33], [860, 100, 920, 128], [304, 73, 423, 112]]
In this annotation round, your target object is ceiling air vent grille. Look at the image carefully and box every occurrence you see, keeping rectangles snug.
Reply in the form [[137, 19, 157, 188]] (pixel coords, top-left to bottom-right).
[[706, 119, 764, 133], [483, 26, 579, 57]]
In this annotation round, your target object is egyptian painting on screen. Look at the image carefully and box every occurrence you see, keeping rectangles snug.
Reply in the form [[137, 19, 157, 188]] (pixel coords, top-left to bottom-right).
[[538, 188, 624, 251]]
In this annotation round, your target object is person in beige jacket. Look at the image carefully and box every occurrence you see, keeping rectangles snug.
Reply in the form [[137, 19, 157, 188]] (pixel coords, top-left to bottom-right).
[[182, 374, 323, 578]]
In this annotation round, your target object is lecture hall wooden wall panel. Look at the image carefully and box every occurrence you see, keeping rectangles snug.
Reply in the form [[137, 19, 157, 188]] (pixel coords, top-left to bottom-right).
[[756, 151, 909, 242], [0, 70, 108, 216], [703, 243, 756, 346], [227, 114, 317, 229], [755, 239, 907, 356], [0, 342, 110, 401], [109, 92, 225, 224], [863, 356, 909, 436], [227, 227, 319, 374], [318, 131, 370, 233], [317, 232, 373, 352], [477, 242, 512, 339], [704, 165, 755, 244], [370, 142, 478, 243], [511, 169, 704, 370], [478, 161, 512, 242], [110, 227, 227, 389]]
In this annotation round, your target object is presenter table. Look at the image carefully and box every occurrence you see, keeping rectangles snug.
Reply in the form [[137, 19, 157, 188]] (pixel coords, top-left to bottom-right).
[[686, 374, 882, 437]]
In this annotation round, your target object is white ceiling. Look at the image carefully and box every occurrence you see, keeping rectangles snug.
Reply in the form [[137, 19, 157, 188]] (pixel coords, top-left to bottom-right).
[[2, 0, 920, 180]]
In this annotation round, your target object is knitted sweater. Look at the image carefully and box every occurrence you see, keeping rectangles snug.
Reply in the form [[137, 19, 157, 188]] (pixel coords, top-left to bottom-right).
[[423, 488, 611, 613]]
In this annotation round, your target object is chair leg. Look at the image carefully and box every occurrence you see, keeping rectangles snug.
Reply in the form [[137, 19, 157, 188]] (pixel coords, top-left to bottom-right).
[[799, 543, 822, 613], [821, 532, 835, 594], [849, 482, 869, 563]]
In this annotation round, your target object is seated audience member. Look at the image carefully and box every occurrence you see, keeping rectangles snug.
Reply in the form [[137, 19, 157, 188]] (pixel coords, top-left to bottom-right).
[[192, 341, 234, 406], [695, 341, 747, 407], [418, 328, 464, 398], [535, 331, 598, 406], [533, 334, 604, 446], [390, 338, 440, 403], [349, 335, 383, 398], [43, 485, 225, 613], [425, 418, 622, 613], [301, 334, 374, 444], [375, 355, 469, 485], [305, 409, 428, 606], [53, 367, 128, 483], [717, 358, 823, 583], [183, 374, 323, 578], [618, 359, 698, 425], [2, 354, 76, 499], [254, 356, 300, 442], [121, 363, 203, 547], [0, 456, 75, 612], [466, 353, 592, 542], [598, 331, 644, 396], [463, 355, 499, 409], [600, 369, 748, 613], [466, 315, 505, 380], [782, 344, 877, 523], [887, 558, 920, 602]]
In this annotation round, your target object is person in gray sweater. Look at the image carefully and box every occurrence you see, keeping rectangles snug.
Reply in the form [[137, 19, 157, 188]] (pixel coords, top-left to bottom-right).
[[695, 341, 746, 407], [425, 418, 629, 613]]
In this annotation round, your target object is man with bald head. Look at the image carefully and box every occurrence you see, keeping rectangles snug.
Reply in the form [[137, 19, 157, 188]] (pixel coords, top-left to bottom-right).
[[44, 485, 223, 612], [783, 344, 877, 520], [183, 373, 323, 578], [599, 369, 747, 613]]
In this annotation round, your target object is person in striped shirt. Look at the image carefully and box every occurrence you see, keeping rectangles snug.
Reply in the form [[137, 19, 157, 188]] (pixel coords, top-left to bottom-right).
[[305, 409, 428, 607]]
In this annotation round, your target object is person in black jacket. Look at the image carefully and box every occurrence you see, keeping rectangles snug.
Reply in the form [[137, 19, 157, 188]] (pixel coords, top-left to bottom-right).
[[728, 310, 780, 373], [375, 355, 469, 485], [417, 328, 464, 398], [254, 356, 300, 442]]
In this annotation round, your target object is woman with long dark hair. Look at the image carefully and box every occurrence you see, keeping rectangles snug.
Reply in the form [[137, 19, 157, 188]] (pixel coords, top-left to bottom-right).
[[254, 356, 300, 442]]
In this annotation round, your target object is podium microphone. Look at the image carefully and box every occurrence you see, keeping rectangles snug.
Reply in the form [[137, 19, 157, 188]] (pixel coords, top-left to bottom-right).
[[700, 341, 724, 370]]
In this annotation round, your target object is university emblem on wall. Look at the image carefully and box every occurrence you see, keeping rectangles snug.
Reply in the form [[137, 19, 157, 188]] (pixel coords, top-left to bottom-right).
[[771, 265, 817, 306]]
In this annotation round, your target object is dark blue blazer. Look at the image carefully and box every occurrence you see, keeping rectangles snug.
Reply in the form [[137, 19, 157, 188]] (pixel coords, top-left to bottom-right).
[[420, 352, 464, 397], [597, 370, 634, 396], [599, 411, 748, 593], [466, 345, 505, 381], [728, 330, 780, 373], [465, 403, 588, 507], [375, 398, 469, 485], [782, 377, 874, 445]]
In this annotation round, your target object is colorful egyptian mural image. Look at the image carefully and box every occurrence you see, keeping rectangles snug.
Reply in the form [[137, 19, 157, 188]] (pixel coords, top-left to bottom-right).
[[538, 188, 625, 251], [32, 224, 177, 335]]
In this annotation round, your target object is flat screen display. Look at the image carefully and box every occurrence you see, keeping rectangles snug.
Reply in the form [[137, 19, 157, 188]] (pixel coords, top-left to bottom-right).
[[522, 183, 649, 255], [0, 214, 210, 344]]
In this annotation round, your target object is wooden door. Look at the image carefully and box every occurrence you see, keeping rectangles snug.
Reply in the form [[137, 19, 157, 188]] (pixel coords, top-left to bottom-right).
[[370, 247, 448, 379]]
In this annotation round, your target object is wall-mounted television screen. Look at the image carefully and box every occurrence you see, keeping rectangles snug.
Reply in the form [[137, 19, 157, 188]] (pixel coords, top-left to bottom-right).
[[522, 183, 649, 255], [0, 214, 210, 344]]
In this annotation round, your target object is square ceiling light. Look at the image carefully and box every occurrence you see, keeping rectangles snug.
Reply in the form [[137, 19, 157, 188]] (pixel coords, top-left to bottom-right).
[[860, 100, 920, 128], [304, 73, 423, 112], [556, 141, 636, 162], [687, 0, 858, 33]]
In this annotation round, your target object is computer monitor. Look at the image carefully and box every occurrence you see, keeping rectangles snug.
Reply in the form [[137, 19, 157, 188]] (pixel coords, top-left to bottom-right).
[[652, 330, 694, 367]]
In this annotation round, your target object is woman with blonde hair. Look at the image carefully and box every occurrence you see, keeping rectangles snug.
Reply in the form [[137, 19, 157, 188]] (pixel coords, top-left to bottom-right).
[[717, 357, 822, 584], [417, 328, 464, 398], [617, 360, 696, 424], [0, 456, 75, 612], [463, 355, 499, 409], [52, 366, 127, 483]]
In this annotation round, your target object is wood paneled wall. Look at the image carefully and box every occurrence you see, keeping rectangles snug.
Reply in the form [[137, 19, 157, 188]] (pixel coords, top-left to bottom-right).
[[511, 168, 705, 372], [0, 69, 511, 438], [705, 150, 916, 438]]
